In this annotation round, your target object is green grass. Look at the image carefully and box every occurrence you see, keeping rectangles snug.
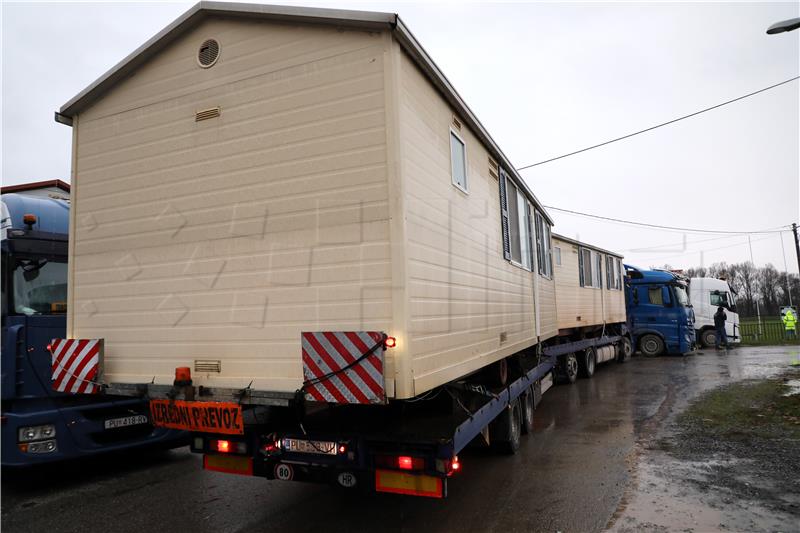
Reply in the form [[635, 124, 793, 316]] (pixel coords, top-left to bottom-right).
[[678, 376, 800, 440]]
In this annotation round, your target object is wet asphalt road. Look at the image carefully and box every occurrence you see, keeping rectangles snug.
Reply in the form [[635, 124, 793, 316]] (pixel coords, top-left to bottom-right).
[[3, 345, 798, 533]]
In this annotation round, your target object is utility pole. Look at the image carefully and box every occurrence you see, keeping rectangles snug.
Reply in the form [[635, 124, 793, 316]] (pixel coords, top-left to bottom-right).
[[748, 235, 762, 336], [793, 223, 800, 278], [780, 232, 793, 307]]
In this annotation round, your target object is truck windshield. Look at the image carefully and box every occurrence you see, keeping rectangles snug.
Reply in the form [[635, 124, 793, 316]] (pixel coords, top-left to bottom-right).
[[11, 257, 67, 316], [673, 285, 689, 307]]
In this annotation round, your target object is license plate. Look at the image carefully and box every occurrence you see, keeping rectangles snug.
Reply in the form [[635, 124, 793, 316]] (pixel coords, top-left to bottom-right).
[[104, 414, 148, 430], [283, 438, 337, 455], [149, 399, 243, 435]]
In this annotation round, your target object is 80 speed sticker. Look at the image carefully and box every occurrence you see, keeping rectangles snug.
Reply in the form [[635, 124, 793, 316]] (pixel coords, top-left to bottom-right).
[[274, 463, 294, 481]]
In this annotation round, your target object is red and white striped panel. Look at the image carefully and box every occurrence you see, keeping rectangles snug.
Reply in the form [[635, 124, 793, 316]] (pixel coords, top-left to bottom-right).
[[301, 331, 386, 404], [49, 339, 103, 394]]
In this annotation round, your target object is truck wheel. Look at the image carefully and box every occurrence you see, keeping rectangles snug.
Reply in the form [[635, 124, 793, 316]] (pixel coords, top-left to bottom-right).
[[618, 337, 633, 362], [640, 334, 665, 356], [521, 388, 535, 435], [579, 347, 596, 378], [491, 399, 522, 454], [561, 353, 579, 384], [701, 329, 716, 348], [485, 358, 509, 387]]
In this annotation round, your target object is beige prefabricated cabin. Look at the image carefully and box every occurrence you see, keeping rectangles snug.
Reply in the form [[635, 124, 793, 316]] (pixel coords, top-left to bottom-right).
[[552, 234, 626, 333], [58, 2, 561, 400]]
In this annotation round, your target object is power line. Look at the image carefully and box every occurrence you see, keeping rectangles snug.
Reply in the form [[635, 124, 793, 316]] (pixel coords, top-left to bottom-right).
[[517, 76, 800, 170], [545, 205, 791, 235], [634, 234, 776, 264], [623, 232, 747, 253]]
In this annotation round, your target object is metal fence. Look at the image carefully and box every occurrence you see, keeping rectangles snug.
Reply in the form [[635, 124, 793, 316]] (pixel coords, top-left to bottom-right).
[[739, 320, 799, 344]]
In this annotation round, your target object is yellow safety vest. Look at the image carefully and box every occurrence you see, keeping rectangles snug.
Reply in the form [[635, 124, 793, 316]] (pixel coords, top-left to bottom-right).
[[784, 312, 797, 331]]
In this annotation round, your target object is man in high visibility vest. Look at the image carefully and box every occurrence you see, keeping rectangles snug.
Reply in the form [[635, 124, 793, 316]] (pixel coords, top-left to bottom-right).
[[783, 309, 797, 340]]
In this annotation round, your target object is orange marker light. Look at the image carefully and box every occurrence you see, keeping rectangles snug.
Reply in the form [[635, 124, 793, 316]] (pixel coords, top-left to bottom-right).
[[384, 336, 397, 349], [174, 367, 191, 383], [23, 214, 37, 225]]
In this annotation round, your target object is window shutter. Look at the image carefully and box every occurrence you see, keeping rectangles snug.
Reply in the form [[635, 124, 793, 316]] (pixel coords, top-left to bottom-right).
[[606, 256, 612, 289], [596, 254, 603, 288], [535, 213, 543, 274], [546, 224, 553, 277], [499, 167, 511, 260], [578, 247, 585, 286]]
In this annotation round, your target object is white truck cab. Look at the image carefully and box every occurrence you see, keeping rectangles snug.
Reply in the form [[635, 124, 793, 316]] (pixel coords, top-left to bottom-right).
[[689, 277, 740, 347]]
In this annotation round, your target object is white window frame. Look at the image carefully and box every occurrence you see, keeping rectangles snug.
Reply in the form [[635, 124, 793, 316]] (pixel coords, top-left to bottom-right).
[[554, 246, 562, 266], [518, 194, 532, 271], [535, 211, 552, 279], [449, 128, 468, 193], [580, 248, 602, 289]]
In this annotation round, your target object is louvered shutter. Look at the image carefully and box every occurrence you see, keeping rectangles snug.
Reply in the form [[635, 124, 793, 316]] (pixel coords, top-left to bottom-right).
[[499, 167, 511, 260], [578, 247, 585, 286]]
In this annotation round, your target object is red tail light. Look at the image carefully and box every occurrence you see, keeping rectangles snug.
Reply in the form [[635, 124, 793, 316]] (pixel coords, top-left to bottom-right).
[[450, 456, 461, 474], [398, 456, 413, 470], [217, 440, 231, 453]]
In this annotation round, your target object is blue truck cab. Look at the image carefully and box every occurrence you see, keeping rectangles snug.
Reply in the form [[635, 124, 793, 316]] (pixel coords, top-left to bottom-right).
[[624, 265, 695, 356], [1, 192, 184, 466]]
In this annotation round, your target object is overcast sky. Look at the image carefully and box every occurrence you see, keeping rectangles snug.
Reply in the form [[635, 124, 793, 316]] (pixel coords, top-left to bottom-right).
[[2, 1, 798, 272]]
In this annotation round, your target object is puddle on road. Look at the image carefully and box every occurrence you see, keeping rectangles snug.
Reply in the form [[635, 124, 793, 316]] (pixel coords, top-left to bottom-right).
[[782, 379, 800, 397]]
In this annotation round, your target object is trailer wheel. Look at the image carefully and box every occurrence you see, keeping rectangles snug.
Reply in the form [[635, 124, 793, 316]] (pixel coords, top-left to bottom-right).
[[485, 357, 509, 387], [640, 334, 665, 356], [521, 388, 535, 435], [618, 337, 633, 362], [562, 353, 579, 384], [700, 329, 716, 348], [491, 399, 522, 454], [579, 347, 596, 378]]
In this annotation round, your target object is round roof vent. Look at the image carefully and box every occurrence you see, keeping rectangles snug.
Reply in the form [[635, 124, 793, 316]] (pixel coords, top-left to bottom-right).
[[197, 39, 220, 68]]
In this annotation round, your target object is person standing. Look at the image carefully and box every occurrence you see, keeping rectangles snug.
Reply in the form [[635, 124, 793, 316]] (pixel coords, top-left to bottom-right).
[[783, 309, 797, 340], [714, 306, 729, 349]]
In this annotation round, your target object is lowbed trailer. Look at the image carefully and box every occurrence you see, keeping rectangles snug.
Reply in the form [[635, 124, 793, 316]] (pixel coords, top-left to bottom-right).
[[131, 334, 623, 498]]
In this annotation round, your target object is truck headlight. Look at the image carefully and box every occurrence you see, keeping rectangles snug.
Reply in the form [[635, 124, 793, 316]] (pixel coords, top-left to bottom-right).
[[18, 424, 56, 443], [25, 440, 58, 454]]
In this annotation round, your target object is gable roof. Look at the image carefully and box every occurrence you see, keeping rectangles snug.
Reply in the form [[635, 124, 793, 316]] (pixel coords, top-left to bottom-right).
[[552, 233, 624, 259], [1, 179, 71, 195], [56, 1, 552, 224]]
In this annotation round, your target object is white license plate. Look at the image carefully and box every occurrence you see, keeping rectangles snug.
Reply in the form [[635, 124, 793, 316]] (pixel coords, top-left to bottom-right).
[[283, 438, 337, 455], [104, 414, 148, 430]]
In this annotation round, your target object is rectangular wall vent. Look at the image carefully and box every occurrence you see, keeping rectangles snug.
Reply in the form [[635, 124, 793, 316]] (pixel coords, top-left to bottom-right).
[[194, 359, 222, 373], [452, 116, 462, 130], [488, 156, 499, 180], [195, 107, 221, 122]]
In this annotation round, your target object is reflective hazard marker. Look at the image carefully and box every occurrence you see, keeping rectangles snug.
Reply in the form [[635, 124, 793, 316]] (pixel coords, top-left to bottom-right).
[[49, 338, 103, 394], [301, 331, 386, 404]]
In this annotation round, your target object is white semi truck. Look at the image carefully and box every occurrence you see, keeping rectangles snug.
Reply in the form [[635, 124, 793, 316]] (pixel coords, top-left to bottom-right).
[[689, 277, 740, 347]]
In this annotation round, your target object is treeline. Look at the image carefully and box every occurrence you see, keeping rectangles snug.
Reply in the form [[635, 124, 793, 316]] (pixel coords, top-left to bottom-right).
[[655, 262, 800, 318]]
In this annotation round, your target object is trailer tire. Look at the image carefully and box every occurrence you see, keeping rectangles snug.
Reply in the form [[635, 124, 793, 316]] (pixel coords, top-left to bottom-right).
[[700, 329, 716, 348], [521, 388, 535, 435], [484, 358, 509, 387], [618, 337, 633, 362], [491, 399, 522, 455], [561, 353, 579, 384], [579, 347, 596, 378], [640, 334, 665, 356]]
